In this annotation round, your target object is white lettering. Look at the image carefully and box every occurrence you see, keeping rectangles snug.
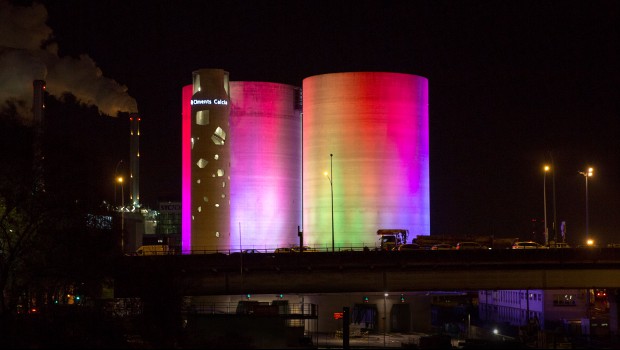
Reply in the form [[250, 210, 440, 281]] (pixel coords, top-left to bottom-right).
[[191, 99, 228, 106], [191, 99, 211, 105]]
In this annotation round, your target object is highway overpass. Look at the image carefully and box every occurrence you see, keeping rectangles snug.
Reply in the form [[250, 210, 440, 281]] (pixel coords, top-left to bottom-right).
[[114, 248, 620, 297]]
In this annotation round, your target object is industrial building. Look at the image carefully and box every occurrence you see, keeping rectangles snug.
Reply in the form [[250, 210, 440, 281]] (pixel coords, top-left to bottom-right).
[[181, 69, 430, 253]]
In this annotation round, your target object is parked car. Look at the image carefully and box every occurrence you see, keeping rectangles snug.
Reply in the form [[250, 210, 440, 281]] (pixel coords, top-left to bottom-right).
[[291, 246, 319, 252], [431, 243, 454, 250], [242, 249, 262, 253], [397, 243, 421, 251], [511, 241, 548, 249], [274, 247, 292, 253], [455, 242, 485, 250]]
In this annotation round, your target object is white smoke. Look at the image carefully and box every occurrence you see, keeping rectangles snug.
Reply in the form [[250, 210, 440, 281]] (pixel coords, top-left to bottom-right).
[[0, 0, 138, 121]]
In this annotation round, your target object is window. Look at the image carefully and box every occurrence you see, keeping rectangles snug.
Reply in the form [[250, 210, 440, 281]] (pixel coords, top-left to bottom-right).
[[196, 110, 209, 125], [212, 127, 226, 145], [197, 158, 208, 168], [552, 294, 576, 306]]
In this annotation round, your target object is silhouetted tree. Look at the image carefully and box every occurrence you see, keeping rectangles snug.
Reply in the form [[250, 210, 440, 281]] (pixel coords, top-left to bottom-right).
[[0, 111, 46, 315], [0, 102, 124, 347]]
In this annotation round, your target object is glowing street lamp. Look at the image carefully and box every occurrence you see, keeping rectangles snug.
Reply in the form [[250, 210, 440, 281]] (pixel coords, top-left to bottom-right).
[[117, 176, 125, 252], [543, 165, 550, 245], [324, 154, 334, 252], [578, 167, 594, 241]]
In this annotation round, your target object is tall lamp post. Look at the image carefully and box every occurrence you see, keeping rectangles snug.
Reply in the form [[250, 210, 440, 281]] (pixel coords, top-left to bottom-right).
[[383, 293, 388, 347], [578, 167, 594, 242], [550, 153, 558, 242], [117, 176, 125, 253], [324, 154, 334, 252], [579, 167, 594, 318], [543, 165, 550, 245]]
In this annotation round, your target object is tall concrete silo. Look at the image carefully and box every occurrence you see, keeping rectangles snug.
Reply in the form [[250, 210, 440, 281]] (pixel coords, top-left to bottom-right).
[[302, 72, 430, 249], [182, 69, 231, 252], [229, 82, 302, 251]]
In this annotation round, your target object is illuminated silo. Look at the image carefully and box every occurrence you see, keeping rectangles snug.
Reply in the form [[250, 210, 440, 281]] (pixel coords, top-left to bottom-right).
[[182, 68, 231, 252], [229, 82, 302, 250], [302, 72, 430, 249]]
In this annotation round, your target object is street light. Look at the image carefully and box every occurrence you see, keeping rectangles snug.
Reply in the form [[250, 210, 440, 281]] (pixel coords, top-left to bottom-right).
[[324, 153, 334, 252], [578, 167, 594, 241], [550, 153, 558, 242], [383, 293, 388, 347], [117, 176, 125, 253], [543, 165, 550, 245], [578, 166, 594, 321]]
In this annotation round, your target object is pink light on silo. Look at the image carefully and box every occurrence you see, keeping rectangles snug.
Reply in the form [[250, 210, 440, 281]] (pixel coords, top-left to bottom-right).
[[303, 72, 429, 249], [182, 84, 192, 253], [229, 82, 302, 250]]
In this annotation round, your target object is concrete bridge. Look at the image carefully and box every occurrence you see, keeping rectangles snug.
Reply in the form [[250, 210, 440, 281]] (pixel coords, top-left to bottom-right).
[[114, 248, 620, 297]]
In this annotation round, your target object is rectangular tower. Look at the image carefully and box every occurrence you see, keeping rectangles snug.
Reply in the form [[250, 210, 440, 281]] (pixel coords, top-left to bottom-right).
[[183, 69, 231, 252]]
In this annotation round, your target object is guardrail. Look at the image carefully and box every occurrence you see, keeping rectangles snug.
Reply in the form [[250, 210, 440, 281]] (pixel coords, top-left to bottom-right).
[[127, 244, 382, 256]]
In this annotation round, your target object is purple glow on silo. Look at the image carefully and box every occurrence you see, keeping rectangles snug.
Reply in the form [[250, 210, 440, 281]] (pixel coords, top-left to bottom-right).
[[181, 84, 192, 252], [229, 82, 302, 251], [302, 72, 430, 249]]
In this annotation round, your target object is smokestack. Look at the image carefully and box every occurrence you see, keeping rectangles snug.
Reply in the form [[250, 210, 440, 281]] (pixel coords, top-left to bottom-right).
[[129, 113, 140, 207], [32, 79, 45, 192]]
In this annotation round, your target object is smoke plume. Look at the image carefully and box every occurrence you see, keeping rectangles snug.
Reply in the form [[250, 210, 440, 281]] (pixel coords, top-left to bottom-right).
[[0, 0, 138, 121]]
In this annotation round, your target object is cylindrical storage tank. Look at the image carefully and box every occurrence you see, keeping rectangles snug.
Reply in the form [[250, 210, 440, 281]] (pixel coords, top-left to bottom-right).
[[303, 72, 429, 249], [230, 82, 302, 251], [188, 68, 231, 251]]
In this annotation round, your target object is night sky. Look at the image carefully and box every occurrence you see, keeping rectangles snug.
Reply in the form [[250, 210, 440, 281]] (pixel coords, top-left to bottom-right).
[[2, 0, 619, 245]]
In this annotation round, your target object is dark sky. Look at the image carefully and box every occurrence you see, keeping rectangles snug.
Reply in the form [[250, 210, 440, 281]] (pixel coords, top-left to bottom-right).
[[3, 0, 619, 244]]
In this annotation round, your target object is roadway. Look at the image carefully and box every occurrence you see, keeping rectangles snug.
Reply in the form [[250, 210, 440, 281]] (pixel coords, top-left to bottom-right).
[[114, 248, 620, 297]]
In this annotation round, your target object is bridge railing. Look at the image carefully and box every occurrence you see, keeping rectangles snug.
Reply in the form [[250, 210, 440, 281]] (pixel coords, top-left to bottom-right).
[[129, 244, 381, 256]]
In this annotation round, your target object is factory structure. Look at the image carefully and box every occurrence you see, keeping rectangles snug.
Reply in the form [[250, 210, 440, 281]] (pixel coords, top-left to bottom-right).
[[25, 74, 604, 344], [182, 69, 430, 252], [129, 113, 141, 208]]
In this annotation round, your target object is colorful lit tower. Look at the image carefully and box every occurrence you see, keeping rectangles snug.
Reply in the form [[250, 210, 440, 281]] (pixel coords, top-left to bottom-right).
[[302, 72, 430, 247], [129, 113, 140, 207], [182, 69, 231, 251]]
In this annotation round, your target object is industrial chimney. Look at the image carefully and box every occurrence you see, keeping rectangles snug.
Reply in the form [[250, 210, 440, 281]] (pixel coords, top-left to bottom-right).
[[129, 113, 140, 207]]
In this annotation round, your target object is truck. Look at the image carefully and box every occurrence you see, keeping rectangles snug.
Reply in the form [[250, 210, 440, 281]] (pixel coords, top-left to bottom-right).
[[377, 229, 409, 251], [135, 244, 170, 256]]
